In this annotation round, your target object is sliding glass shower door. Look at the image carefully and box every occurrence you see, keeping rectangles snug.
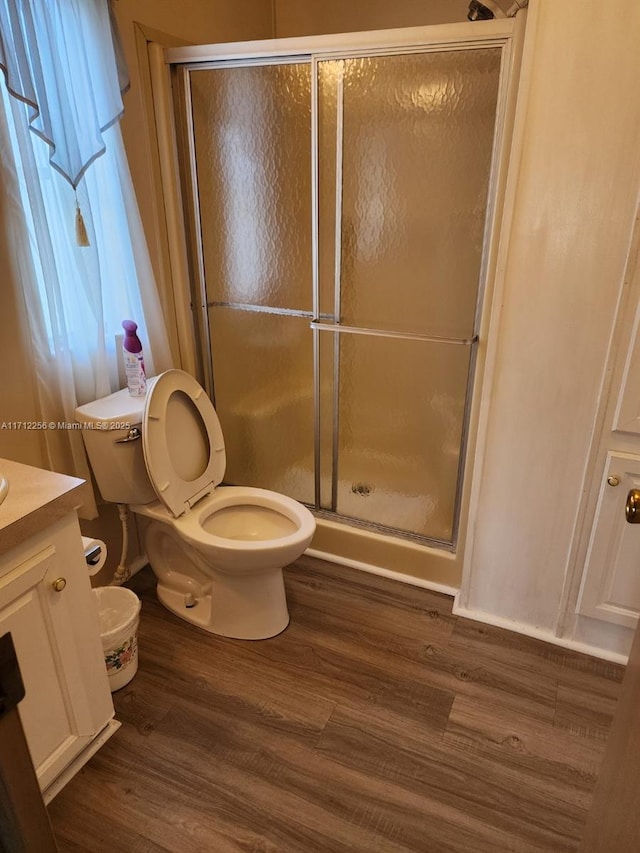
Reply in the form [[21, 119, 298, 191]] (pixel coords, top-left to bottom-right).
[[179, 38, 503, 547], [316, 50, 501, 544], [189, 62, 315, 504]]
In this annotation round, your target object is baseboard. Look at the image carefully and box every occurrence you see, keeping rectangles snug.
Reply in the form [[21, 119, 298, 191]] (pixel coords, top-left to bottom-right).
[[453, 600, 629, 665], [304, 547, 459, 598], [304, 548, 629, 665]]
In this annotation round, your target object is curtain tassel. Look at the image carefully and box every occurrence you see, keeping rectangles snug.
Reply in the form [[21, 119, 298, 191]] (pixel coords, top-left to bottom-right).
[[75, 202, 90, 247]]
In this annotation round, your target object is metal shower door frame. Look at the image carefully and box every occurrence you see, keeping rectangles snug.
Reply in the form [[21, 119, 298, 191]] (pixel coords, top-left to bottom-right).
[[165, 17, 523, 549]]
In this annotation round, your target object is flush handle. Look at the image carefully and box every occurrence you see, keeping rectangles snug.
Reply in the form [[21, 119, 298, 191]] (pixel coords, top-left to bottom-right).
[[114, 427, 141, 444], [625, 489, 640, 524]]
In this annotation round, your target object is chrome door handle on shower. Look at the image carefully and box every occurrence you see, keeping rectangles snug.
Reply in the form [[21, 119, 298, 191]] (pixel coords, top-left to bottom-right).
[[626, 489, 640, 523], [114, 427, 141, 443]]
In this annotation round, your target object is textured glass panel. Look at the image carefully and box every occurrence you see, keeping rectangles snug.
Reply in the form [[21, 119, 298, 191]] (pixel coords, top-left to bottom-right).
[[317, 61, 339, 320], [332, 49, 501, 337], [191, 64, 312, 311], [318, 329, 336, 510], [209, 307, 314, 503], [334, 334, 471, 542]]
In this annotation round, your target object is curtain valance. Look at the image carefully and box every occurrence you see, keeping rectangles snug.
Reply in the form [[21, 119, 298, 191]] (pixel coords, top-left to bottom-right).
[[0, 0, 128, 189]]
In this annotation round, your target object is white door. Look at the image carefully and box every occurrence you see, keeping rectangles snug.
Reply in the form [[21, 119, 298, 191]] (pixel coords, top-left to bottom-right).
[[577, 451, 640, 628], [573, 212, 640, 636]]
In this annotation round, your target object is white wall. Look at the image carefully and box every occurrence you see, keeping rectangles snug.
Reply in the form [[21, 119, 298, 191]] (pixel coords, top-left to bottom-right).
[[460, 0, 640, 647], [274, 0, 471, 37]]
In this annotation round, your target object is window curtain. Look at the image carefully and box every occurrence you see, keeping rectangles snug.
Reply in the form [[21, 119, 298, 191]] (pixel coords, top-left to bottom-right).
[[0, 0, 128, 188], [0, 0, 173, 517]]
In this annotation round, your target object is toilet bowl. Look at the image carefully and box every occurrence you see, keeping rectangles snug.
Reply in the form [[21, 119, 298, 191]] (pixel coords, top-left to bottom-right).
[[75, 369, 316, 639]]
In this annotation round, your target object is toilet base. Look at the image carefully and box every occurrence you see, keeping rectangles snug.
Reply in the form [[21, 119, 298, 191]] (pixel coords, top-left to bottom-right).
[[155, 566, 290, 640]]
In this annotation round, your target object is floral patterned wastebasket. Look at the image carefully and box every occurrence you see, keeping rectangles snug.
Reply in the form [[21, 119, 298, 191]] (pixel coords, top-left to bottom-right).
[[93, 586, 141, 692]]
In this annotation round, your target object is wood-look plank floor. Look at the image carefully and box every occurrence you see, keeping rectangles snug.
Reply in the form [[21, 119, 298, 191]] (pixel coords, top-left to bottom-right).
[[48, 556, 624, 853]]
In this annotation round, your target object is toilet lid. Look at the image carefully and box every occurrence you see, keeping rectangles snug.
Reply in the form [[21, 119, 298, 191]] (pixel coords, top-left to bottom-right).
[[142, 369, 226, 517]]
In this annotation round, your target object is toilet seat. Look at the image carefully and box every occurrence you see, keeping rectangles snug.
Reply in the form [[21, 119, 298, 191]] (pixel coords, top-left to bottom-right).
[[176, 486, 315, 554], [143, 369, 226, 517]]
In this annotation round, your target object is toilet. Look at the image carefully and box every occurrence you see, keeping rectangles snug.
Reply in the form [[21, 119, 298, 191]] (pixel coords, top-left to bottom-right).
[[75, 369, 316, 639]]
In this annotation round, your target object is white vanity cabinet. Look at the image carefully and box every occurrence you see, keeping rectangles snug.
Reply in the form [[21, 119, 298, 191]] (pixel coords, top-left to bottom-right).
[[0, 459, 117, 802]]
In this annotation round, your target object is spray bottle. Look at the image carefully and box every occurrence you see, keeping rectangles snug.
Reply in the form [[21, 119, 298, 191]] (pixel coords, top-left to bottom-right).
[[122, 320, 147, 396]]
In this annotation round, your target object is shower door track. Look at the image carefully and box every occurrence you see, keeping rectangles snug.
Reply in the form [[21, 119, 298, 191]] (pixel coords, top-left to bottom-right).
[[166, 22, 517, 66]]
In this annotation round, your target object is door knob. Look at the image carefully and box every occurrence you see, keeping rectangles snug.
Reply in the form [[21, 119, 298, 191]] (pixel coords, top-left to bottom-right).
[[51, 577, 67, 592], [626, 489, 640, 523]]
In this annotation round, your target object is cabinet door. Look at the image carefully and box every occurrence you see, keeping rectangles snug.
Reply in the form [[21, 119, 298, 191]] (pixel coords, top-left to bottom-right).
[[0, 540, 112, 792], [577, 451, 640, 628]]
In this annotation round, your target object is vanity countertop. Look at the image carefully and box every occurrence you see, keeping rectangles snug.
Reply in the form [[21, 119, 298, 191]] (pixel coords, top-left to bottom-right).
[[0, 458, 85, 556]]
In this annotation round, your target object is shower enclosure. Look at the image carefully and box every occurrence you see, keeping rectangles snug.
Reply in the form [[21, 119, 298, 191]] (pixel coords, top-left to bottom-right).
[[165, 21, 522, 562]]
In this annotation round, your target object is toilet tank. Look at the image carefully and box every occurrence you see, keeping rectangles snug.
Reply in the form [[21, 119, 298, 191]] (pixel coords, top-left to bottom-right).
[[75, 387, 156, 505]]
